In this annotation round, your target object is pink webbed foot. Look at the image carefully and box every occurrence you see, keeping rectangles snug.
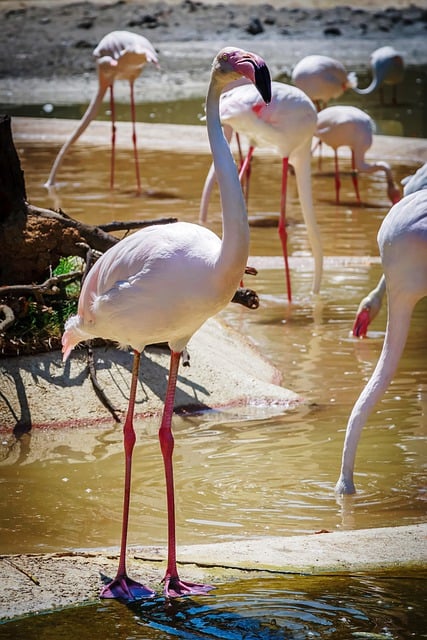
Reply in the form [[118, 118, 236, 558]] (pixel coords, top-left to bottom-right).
[[164, 575, 214, 598], [101, 575, 156, 601]]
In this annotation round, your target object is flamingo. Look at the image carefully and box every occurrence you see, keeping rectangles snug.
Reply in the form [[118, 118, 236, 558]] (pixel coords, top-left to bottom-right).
[[336, 188, 427, 494], [353, 162, 427, 337], [291, 54, 358, 111], [200, 81, 322, 303], [354, 45, 405, 105], [61, 47, 271, 600], [45, 30, 159, 193], [315, 105, 401, 206]]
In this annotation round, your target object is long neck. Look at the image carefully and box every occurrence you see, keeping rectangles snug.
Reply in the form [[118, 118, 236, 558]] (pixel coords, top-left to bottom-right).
[[339, 299, 413, 488], [291, 142, 323, 295], [45, 76, 109, 187], [205, 76, 249, 280], [353, 67, 380, 95]]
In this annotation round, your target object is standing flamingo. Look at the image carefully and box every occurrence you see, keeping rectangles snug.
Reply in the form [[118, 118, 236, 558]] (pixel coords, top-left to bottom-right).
[[45, 30, 159, 193], [353, 162, 427, 337], [336, 188, 427, 494], [200, 81, 322, 303], [315, 105, 401, 206], [354, 45, 405, 105], [291, 54, 358, 111], [62, 47, 271, 599]]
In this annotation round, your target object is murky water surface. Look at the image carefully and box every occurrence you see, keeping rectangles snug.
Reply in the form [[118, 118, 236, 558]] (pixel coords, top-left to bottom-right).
[[0, 76, 426, 636], [1, 573, 426, 639]]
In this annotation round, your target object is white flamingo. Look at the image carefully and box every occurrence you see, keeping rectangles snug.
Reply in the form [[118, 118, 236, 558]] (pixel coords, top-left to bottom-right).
[[62, 47, 271, 599], [45, 30, 159, 193], [291, 54, 357, 111], [354, 45, 405, 105], [336, 188, 427, 494], [315, 105, 401, 206], [200, 81, 322, 303], [353, 162, 427, 337]]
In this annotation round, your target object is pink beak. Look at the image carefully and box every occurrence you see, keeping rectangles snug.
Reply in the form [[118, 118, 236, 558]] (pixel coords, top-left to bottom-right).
[[352, 308, 370, 338]]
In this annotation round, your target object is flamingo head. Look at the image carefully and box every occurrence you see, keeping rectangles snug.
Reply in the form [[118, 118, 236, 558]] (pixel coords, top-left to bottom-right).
[[214, 48, 271, 104], [387, 181, 402, 205], [352, 308, 371, 338]]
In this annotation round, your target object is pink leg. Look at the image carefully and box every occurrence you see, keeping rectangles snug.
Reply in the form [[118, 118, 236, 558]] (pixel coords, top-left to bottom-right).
[[334, 150, 341, 205], [160, 350, 213, 598], [101, 351, 155, 600], [110, 84, 116, 191], [351, 150, 361, 204], [235, 132, 244, 170], [238, 144, 254, 206], [130, 80, 142, 195], [277, 157, 292, 303], [236, 141, 255, 206]]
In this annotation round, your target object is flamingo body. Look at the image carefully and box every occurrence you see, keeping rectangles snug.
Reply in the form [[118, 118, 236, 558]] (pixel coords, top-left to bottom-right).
[[62, 46, 271, 599], [45, 30, 158, 191], [291, 54, 357, 109], [200, 81, 323, 300], [93, 30, 158, 81], [219, 81, 317, 159], [315, 105, 401, 205], [63, 221, 239, 358], [336, 189, 427, 494]]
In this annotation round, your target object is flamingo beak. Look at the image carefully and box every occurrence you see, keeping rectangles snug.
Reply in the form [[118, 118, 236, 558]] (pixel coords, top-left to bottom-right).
[[389, 185, 402, 205], [352, 308, 370, 338], [253, 61, 272, 105], [387, 179, 401, 205]]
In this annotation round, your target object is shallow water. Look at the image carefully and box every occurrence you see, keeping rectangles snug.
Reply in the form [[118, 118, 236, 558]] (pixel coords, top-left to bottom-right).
[[1, 572, 426, 639], [1, 96, 426, 634], [1, 141, 426, 546]]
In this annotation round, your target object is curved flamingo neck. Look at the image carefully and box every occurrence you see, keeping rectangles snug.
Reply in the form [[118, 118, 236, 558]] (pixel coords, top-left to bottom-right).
[[45, 75, 110, 187], [354, 67, 381, 96], [206, 76, 249, 279], [338, 302, 414, 492]]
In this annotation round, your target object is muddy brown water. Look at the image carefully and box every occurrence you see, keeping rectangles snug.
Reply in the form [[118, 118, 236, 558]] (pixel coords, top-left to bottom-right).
[[0, 73, 426, 636]]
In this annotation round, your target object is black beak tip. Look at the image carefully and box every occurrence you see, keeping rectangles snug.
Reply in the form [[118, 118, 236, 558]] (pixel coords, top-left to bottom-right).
[[255, 64, 272, 104]]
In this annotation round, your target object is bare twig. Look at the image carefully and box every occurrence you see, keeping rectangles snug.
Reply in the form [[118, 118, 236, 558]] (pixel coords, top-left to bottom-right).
[[0, 271, 82, 298], [99, 218, 177, 232], [86, 344, 122, 423]]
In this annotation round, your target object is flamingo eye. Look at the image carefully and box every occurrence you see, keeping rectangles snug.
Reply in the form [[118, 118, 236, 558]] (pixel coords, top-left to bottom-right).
[[221, 53, 229, 62]]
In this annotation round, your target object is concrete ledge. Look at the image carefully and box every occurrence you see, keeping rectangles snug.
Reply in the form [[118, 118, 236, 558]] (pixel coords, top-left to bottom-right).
[[1, 523, 425, 620], [12, 117, 427, 164]]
